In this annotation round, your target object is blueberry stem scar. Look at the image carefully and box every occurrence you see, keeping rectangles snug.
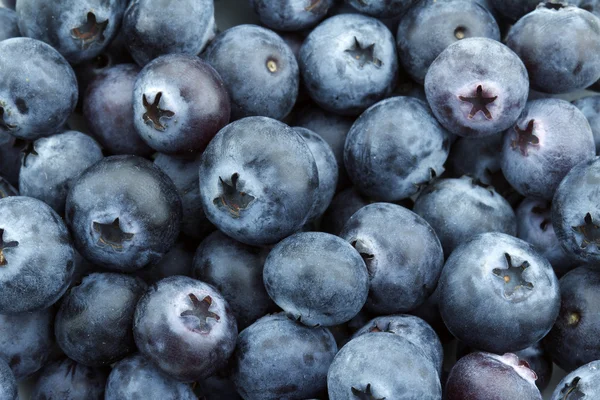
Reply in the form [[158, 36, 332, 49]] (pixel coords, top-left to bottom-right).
[[345, 37, 382, 69], [458, 85, 497, 120], [143, 92, 175, 131], [0, 229, 18, 266], [511, 119, 539, 156], [351, 383, 385, 400], [213, 173, 255, 217], [492, 253, 534, 296], [180, 294, 220, 333], [93, 218, 134, 251], [71, 12, 109, 50], [572, 213, 600, 249]]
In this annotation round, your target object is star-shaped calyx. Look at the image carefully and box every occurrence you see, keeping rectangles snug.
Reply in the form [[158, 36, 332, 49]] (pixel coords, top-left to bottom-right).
[[93, 218, 134, 251], [511, 119, 539, 156], [213, 173, 255, 218], [572, 213, 600, 249], [180, 294, 221, 333], [559, 376, 585, 400], [351, 383, 385, 400], [492, 253, 534, 296], [345, 37, 382, 69], [0, 229, 18, 267], [21, 141, 38, 167], [71, 12, 109, 50], [458, 85, 498, 120], [0, 106, 16, 132], [143, 92, 175, 131]]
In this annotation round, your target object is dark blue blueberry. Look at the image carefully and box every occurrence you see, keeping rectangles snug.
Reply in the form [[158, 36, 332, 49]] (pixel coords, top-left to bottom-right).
[[198, 117, 318, 246], [339, 203, 444, 314], [249, 0, 333, 31], [65, 155, 182, 272], [413, 176, 517, 256], [506, 4, 600, 94], [133, 276, 238, 382], [344, 96, 450, 201], [198, 371, 242, 400], [83, 64, 155, 157], [134, 241, 195, 285], [550, 360, 600, 400], [192, 231, 274, 330], [573, 94, 600, 154], [0, 359, 17, 400], [31, 358, 109, 400], [320, 187, 370, 236], [0, 134, 26, 187], [105, 353, 196, 400], [0, 176, 17, 199], [396, 0, 500, 83], [488, 0, 541, 21], [122, 0, 216, 66], [0, 38, 78, 140], [327, 333, 441, 399], [55, 272, 147, 367], [133, 54, 231, 154], [19, 131, 103, 214], [424, 37, 529, 137], [264, 232, 369, 327], [0, 196, 74, 314], [0, 8, 18, 41], [345, 0, 416, 18], [299, 13, 398, 116], [203, 25, 299, 120], [232, 313, 337, 400], [438, 232, 560, 353]]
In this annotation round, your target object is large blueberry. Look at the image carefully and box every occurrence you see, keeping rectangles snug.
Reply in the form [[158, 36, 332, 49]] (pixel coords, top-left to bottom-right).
[[31, 358, 109, 400], [0, 8, 18, 41], [550, 360, 600, 400], [573, 94, 600, 154], [0, 359, 17, 400], [249, 0, 333, 31]]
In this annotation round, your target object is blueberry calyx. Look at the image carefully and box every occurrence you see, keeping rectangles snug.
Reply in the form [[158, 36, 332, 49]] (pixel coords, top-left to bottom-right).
[[71, 12, 109, 50], [213, 173, 256, 218], [0, 229, 18, 266], [560, 376, 585, 400], [180, 293, 220, 333], [21, 141, 38, 167], [458, 85, 498, 120], [345, 37, 382, 69], [531, 204, 551, 231], [351, 383, 385, 400], [0, 106, 16, 132], [350, 239, 375, 274], [92, 217, 135, 251], [492, 253, 534, 296], [511, 119, 539, 156], [142, 92, 175, 131], [454, 26, 467, 40], [571, 213, 600, 249], [542, 2, 567, 11]]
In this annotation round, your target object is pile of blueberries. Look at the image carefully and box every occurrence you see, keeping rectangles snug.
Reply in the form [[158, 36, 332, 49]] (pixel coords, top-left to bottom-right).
[[3, 0, 600, 398]]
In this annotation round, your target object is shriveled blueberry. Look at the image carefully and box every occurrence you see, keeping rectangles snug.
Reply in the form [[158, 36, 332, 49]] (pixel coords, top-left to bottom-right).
[[345, 0, 416, 18], [550, 360, 600, 400], [321, 187, 370, 236], [424, 37, 529, 137], [250, 0, 333, 31], [573, 94, 600, 154], [133, 276, 238, 382], [31, 358, 109, 400], [134, 241, 195, 285], [232, 313, 337, 400], [0, 196, 75, 314], [340, 203, 444, 314], [0, 8, 18, 41], [0, 359, 17, 400], [0, 177, 17, 199]]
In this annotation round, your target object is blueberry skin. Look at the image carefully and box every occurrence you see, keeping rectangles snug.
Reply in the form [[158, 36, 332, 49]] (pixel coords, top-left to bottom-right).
[[488, 0, 540, 21], [198, 117, 318, 246], [0, 8, 18, 41], [83, 64, 154, 157], [445, 352, 541, 400], [339, 203, 444, 315], [299, 14, 398, 116], [66, 155, 182, 272], [249, 0, 333, 31], [550, 360, 600, 400], [0, 359, 17, 400], [438, 232, 560, 353], [327, 333, 442, 400], [344, 96, 450, 201], [31, 358, 109, 400], [264, 232, 369, 327], [321, 187, 370, 236], [396, 0, 500, 83], [105, 353, 196, 400], [413, 176, 517, 257], [353, 314, 444, 376], [345, 0, 416, 18], [0, 176, 18, 199], [0, 196, 75, 314], [552, 156, 600, 264], [154, 153, 214, 240], [424, 37, 529, 137], [506, 5, 600, 94], [134, 276, 238, 382], [19, 131, 103, 215], [294, 127, 338, 221], [122, 0, 216, 66], [516, 198, 575, 278], [133, 54, 231, 154], [0, 38, 78, 140], [192, 231, 274, 330], [231, 313, 338, 400], [55, 272, 147, 367], [573, 94, 600, 154], [203, 25, 299, 121], [501, 99, 595, 200]]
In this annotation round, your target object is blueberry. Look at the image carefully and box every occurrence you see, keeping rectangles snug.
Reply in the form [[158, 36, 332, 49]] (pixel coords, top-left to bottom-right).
[[105, 353, 196, 400], [0, 359, 17, 400], [414, 176, 517, 256], [0, 196, 75, 314], [133, 54, 231, 154], [345, 0, 416, 18], [299, 13, 398, 116], [203, 25, 299, 120], [198, 117, 318, 246], [424, 37, 529, 137], [19, 131, 103, 214], [264, 232, 369, 327], [192, 231, 274, 330], [327, 333, 441, 400], [66, 155, 182, 272], [0, 176, 17, 199], [320, 187, 370, 236], [344, 96, 450, 201], [396, 0, 500, 83], [134, 241, 195, 285], [133, 275, 238, 382], [573, 94, 600, 154], [249, 0, 333, 31], [0, 38, 78, 140], [83, 64, 154, 157], [506, 4, 600, 94], [0, 8, 18, 41], [487, 0, 541, 21], [550, 360, 600, 400], [445, 352, 541, 400], [30, 358, 110, 400], [339, 203, 444, 314], [122, 0, 216, 66], [231, 313, 337, 400], [438, 232, 560, 353]]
